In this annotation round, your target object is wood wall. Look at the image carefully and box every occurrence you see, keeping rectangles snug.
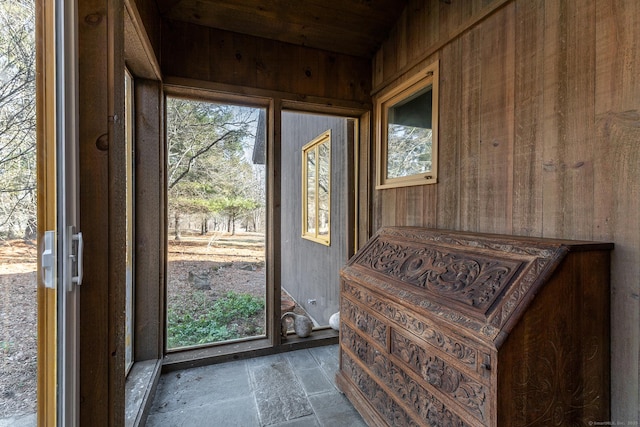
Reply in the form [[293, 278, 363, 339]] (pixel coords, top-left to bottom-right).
[[131, 0, 161, 61], [371, 0, 640, 420], [78, 0, 126, 424], [134, 79, 165, 361], [161, 20, 372, 105]]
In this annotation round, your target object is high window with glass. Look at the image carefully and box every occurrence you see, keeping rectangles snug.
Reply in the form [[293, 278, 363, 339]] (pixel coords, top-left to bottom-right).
[[376, 60, 439, 189], [302, 130, 331, 246]]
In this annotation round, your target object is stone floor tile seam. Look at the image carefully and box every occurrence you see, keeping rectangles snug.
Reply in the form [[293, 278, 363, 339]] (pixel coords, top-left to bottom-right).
[[247, 364, 265, 427], [308, 345, 341, 393], [286, 359, 321, 401], [316, 362, 340, 394]]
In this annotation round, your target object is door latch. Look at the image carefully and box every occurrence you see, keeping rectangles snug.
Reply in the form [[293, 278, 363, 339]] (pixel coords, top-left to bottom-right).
[[42, 230, 56, 289], [70, 231, 83, 285]]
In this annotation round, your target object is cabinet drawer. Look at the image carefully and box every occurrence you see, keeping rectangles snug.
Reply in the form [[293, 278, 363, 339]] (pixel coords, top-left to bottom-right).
[[390, 328, 488, 424], [341, 323, 475, 427]]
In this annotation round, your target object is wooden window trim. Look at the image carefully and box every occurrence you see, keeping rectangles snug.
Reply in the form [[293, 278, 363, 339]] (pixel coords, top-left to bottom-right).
[[302, 130, 332, 246], [375, 60, 439, 189]]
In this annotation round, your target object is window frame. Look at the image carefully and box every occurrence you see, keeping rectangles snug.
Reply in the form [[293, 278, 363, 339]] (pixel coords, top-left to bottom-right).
[[375, 60, 439, 189], [301, 130, 331, 246]]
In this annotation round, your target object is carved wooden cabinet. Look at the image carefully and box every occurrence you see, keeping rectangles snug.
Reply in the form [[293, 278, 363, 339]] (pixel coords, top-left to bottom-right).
[[336, 227, 612, 427]]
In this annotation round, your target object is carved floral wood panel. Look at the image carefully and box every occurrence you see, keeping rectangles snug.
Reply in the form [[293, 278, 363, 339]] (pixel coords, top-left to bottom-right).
[[342, 281, 482, 370], [356, 239, 523, 310], [341, 296, 387, 348], [338, 227, 611, 427], [390, 329, 487, 422], [342, 324, 471, 427]]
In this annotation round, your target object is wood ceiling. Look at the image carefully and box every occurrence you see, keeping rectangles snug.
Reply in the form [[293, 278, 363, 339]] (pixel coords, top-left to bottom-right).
[[155, 0, 410, 58]]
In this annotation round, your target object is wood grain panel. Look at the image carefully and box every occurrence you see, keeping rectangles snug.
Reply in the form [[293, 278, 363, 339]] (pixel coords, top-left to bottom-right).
[[594, 0, 640, 419], [371, 0, 512, 96], [165, 20, 211, 81], [458, 27, 481, 232], [79, 3, 112, 424], [477, 5, 515, 234], [436, 39, 461, 230], [134, 79, 164, 360], [357, 112, 372, 249], [563, 0, 596, 240], [159, 0, 407, 57], [539, 0, 568, 238], [162, 20, 371, 103], [541, 0, 597, 240], [78, 0, 125, 423], [369, 0, 639, 420], [379, 189, 396, 227], [512, 0, 544, 237], [394, 188, 408, 226]]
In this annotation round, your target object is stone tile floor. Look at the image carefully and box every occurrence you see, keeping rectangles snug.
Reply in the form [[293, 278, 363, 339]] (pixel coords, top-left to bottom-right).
[[146, 344, 366, 427]]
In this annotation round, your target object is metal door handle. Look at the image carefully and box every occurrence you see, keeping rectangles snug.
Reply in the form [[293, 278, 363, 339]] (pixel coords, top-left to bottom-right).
[[72, 232, 83, 285]]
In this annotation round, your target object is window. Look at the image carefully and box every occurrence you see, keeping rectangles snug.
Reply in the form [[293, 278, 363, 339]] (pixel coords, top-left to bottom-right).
[[302, 130, 331, 246], [376, 60, 439, 189], [165, 96, 267, 351], [124, 68, 135, 374]]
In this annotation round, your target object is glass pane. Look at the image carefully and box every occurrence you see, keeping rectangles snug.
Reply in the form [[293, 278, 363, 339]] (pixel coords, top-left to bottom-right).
[[124, 69, 134, 373], [1, 0, 38, 418], [386, 85, 433, 179], [317, 142, 330, 236], [166, 98, 266, 350], [306, 150, 316, 235]]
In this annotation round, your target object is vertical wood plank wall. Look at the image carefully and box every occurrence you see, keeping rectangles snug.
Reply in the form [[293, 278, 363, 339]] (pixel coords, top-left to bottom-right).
[[160, 20, 371, 105], [78, 0, 126, 423], [134, 79, 165, 360], [371, 0, 640, 420], [130, 0, 161, 60]]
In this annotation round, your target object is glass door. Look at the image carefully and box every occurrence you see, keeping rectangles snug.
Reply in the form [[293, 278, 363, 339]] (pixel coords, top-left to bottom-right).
[[36, 0, 81, 424]]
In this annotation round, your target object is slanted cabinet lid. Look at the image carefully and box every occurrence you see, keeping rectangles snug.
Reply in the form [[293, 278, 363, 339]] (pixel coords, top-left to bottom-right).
[[340, 227, 602, 346]]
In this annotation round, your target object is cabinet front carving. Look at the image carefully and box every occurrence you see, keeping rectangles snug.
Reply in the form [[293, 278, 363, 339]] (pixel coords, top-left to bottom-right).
[[341, 297, 387, 348], [337, 227, 611, 427], [390, 330, 487, 421], [342, 326, 470, 427], [343, 281, 481, 369], [356, 240, 522, 310]]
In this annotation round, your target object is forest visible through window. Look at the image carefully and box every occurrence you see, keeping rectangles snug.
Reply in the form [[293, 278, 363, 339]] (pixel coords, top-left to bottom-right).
[[165, 97, 268, 349], [0, 0, 38, 420]]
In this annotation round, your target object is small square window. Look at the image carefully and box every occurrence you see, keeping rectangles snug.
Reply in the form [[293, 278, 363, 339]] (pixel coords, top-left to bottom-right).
[[302, 130, 331, 245], [376, 60, 439, 189]]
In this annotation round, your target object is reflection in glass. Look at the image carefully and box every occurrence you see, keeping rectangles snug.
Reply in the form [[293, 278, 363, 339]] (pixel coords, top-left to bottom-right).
[[386, 85, 433, 179], [306, 150, 316, 234], [318, 141, 330, 236], [302, 131, 331, 245]]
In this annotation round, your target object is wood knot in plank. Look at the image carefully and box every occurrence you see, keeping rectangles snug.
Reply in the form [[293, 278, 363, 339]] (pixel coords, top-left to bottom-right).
[[84, 13, 103, 26]]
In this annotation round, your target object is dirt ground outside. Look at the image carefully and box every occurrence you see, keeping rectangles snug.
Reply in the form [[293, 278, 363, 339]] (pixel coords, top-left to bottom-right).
[[0, 240, 37, 419], [0, 232, 274, 419], [166, 232, 268, 348]]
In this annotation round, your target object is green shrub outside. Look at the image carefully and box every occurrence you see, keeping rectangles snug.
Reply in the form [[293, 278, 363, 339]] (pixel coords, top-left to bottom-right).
[[167, 291, 264, 348]]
